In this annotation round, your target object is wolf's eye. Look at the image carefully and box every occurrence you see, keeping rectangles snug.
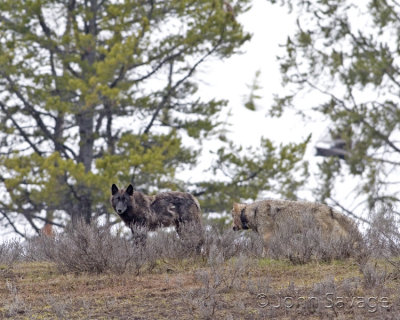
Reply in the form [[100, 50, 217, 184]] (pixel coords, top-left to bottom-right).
[[117, 196, 121, 201]]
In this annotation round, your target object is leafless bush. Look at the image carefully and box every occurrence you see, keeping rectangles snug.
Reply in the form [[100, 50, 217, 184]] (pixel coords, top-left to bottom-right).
[[44, 294, 93, 319], [21, 209, 363, 277], [268, 212, 359, 264], [203, 225, 263, 262], [177, 222, 206, 255], [144, 222, 205, 261], [183, 270, 222, 320], [366, 205, 400, 279], [256, 281, 331, 319], [246, 276, 271, 296], [309, 276, 400, 318], [26, 220, 149, 274], [182, 255, 249, 319], [257, 276, 400, 319], [360, 262, 389, 289], [3, 280, 30, 318], [367, 206, 400, 252], [25, 220, 209, 274], [46, 295, 71, 319], [0, 240, 23, 267], [23, 234, 57, 262]]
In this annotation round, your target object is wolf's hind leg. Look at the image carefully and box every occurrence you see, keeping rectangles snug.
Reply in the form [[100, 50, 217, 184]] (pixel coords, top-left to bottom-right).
[[175, 220, 204, 255]]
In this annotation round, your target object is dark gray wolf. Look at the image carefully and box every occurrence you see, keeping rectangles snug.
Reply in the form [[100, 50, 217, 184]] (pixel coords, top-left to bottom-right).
[[111, 184, 204, 248]]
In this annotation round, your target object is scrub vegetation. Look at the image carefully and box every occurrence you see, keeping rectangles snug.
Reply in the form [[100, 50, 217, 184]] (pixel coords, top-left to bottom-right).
[[1, 210, 400, 319]]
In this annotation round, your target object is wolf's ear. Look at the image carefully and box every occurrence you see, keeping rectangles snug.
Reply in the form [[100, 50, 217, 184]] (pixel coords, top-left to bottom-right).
[[111, 184, 119, 195], [233, 202, 241, 214], [126, 184, 134, 196]]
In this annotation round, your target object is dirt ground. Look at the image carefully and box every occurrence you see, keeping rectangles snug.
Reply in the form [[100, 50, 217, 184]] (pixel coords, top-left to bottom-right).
[[1, 258, 399, 319]]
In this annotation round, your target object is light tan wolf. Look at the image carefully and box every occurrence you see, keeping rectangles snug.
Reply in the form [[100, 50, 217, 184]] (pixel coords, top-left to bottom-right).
[[231, 199, 361, 254], [111, 184, 204, 250]]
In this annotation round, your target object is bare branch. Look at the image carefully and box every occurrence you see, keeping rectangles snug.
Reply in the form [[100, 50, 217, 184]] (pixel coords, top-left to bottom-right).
[[302, 76, 400, 154], [329, 197, 371, 225], [0, 102, 43, 155], [143, 40, 223, 134], [3, 74, 55, 140], [29, 215, 64, 228], [0, 210, 27, 239], [37, 9, 52, 37]]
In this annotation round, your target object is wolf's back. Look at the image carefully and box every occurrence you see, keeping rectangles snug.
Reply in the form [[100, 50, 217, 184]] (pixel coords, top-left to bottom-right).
[[250, 199, 359, 239], [152, 191, 202, 224]]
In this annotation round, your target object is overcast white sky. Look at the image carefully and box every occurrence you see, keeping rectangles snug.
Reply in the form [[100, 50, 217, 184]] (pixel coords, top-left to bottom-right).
[[193, 0, 363, 214], [198, 0, 304, 146], [191, 0, 326, 196]]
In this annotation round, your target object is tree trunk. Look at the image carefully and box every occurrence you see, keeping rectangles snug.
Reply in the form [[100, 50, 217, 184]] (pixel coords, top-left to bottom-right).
[[72, 0, 98, 224]]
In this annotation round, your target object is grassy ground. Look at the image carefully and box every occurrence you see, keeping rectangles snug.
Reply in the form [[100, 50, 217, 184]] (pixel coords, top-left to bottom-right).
[[1, 258, 399, 319]]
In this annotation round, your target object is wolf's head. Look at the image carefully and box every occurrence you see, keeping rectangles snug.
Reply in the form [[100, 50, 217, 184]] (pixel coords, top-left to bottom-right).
[[231, 202, 249, 231], [111, 184, 134, 215]]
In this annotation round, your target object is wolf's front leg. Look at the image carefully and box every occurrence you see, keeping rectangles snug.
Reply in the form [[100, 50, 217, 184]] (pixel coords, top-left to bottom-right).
[[257, 225, 273, 257]]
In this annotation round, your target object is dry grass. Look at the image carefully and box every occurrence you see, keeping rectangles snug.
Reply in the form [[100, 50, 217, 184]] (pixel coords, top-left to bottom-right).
[[0, 258, 399, 319]]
